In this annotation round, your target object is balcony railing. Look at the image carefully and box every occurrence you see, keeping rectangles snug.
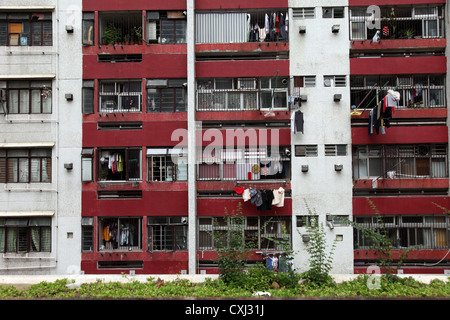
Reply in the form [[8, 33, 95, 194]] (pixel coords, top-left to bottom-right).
[[350, 6, 445, 41], [350, 75, 446, 110], [196, 10, 289, 44], [196, 77, 289, 111]]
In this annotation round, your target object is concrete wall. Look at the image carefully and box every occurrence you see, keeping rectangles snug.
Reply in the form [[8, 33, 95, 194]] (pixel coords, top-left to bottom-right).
[[0, 0, 82, 274], [289, 1, 354, 274]]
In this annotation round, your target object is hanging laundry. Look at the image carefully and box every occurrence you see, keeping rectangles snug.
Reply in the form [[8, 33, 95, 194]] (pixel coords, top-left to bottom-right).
[[291, 110, 304, 134], [383, 26, 389, 37], [272, 187, 285, 207], [257, 190, 274, 211], [372, 30, 380, 43]]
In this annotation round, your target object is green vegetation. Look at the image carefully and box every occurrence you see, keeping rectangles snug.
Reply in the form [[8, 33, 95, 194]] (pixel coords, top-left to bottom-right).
[[0, 274, 449, 299]]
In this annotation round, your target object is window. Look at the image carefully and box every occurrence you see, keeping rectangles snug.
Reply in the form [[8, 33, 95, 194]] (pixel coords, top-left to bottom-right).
[[147, 217, 188, 251], [81, 217, 94, 252], [296, 215, 318, 227], [352, 144, 448, 179], [325, 144, 347, 156], [0, 12, 52, 46], [197, 146, 290, 181], [323, 7, 345, 19], [295, 145, 318, 157], [196, 77, 288, 111], [99, 217, 142, 251], [0, 148, 52, 183], [147, 148, 187, 182], [82, 80, 94, 114], [324, 75, 346, 87], [292, 8, 315, 19], [294, 76, 316, 88], [198, 216, 291, 250], [146, 11, 187, 44], [354, 215, 449, 249], [146, 79, 187, 112], [99, 80, 142, 113], [0, 80, 52, 114], [98, 148, 142, 181], [81, 148, 94, 182], [82, 12, 94, 45], [0, 217, 51, 252]]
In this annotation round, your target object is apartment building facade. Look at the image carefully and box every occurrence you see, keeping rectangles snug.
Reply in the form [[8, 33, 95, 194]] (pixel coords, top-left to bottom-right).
[[81, 0, 450, 275], [0, 0, 447, 276], [0, 0, 83, 274], [349, 0, 450, 274]]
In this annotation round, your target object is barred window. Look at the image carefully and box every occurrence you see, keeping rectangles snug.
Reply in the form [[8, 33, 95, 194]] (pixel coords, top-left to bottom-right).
[[147, 217, 187, 251], [198, 216, 291, 251], [354, 215, 449, 249], [352, 144, 448, 179]]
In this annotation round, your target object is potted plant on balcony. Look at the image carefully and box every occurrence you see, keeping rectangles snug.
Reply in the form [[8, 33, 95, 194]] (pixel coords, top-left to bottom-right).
[[133, 26, 143, 45], [103, 23, 121, 45], [404, 29, 414, 39]]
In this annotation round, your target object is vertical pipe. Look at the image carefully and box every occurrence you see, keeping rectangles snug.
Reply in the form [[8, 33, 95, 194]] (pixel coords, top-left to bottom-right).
[[186, 0, 197, 274]]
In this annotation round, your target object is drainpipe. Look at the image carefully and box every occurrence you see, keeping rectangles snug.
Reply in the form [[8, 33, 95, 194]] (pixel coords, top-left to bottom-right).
[[186, 0, 197, 274]]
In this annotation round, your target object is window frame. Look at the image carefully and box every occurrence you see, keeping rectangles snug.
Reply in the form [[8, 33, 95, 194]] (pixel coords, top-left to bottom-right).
[[0, 80, 52, 114], [98, 148, 142, 182], [98, 80, 142, 113], [0, 148, 52, 183], [98, 217, 143, 252], [0, 217, 51, 253], [0, 12, 53, 46], [147, 217, 188, 252]]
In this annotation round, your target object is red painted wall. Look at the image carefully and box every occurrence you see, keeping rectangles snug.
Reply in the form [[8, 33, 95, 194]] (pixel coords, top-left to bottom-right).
[[196, 60, 289, 78], [353, 196, 450, 215], [197, 198, 291, 216], [350, 56, 447, 75], [195, 0, 288, 10], [82, 121, 188, 147], [351, 126, 448, 145], [83, 0, 186, 11], [199, 128, 291, 147], [83, 53, 187, 79], [349, 0, 446, 6]]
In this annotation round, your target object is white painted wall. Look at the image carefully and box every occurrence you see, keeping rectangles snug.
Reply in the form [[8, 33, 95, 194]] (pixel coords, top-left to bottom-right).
[[0, 0, 82, 274], [289, 1, 353, 274]]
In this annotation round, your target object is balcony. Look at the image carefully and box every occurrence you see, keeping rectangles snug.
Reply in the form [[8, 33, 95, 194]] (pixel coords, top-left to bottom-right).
[[350, 6, 445, 43], [350, 74, 446, 115], [196, 10, 288, 44], [196, 77, 289, 112]]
